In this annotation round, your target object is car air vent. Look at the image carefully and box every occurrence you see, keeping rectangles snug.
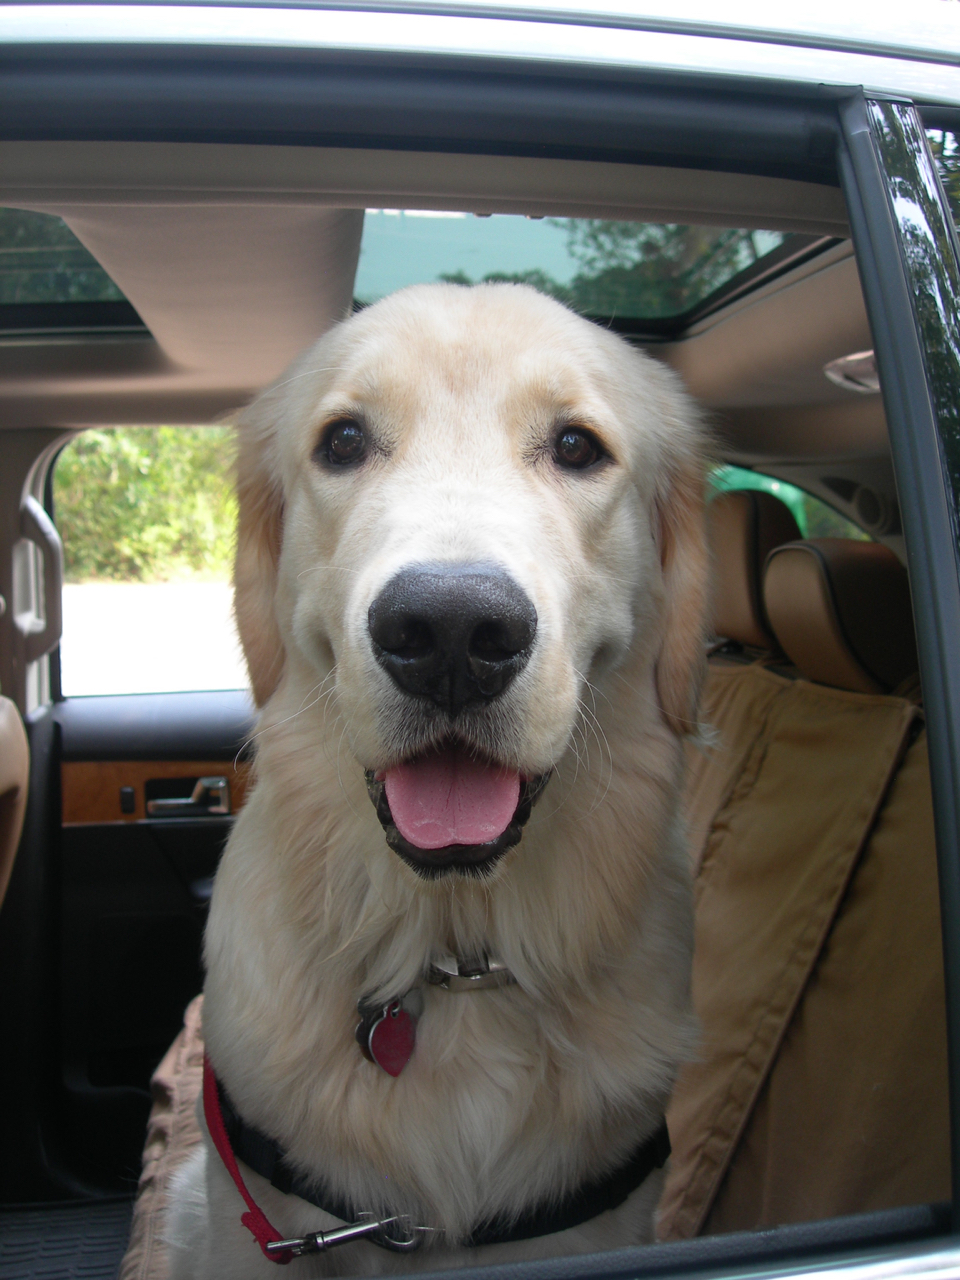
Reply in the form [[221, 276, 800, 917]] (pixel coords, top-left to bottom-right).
[[822, 476, 858, 502], [854, 486, 902, 536]]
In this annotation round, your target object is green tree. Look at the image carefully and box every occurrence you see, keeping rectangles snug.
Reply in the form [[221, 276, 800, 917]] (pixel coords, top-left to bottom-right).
[[0, 207, 124, 304], [443, 221, 786, 320], [55, 426, 238, 583]]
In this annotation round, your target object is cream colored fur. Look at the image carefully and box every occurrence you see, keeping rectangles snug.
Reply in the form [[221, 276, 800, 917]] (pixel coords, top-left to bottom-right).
[[166, 283, 708, 1278]]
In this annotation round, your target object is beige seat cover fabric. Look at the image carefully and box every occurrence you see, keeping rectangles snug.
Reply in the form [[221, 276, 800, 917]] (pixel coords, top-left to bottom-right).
[[0, 695, 29, 908], [684, 661, 785, 873], [119, 995, 205, 1280], [701, 729, 949, 1232], [659, 665, 921, 1239]]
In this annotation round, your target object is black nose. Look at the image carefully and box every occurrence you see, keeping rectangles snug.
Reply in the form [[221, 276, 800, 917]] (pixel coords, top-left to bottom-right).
[[368, 563, 538, 716]]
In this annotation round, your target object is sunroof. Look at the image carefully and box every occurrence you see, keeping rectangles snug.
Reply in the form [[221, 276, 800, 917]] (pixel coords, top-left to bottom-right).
[[354, 211, 822, 333], [0, 207, 145, 335]]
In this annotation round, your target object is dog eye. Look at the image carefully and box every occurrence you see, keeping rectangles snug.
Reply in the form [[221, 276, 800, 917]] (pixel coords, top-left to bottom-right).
[[317, 419, 366, 467], [553, 427, 604, 471]]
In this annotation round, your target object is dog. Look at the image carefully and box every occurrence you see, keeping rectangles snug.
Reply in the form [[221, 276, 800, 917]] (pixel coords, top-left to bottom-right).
[[167, 282, 708, 1278]]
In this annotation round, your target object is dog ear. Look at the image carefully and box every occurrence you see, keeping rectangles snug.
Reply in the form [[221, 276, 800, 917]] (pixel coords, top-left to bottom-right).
[[234, 409, 286, 707], [654, 455, 710, 735]]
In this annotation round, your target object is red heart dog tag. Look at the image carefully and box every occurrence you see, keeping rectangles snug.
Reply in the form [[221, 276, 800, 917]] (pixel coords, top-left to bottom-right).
[[367, 1000, 417, 1077]]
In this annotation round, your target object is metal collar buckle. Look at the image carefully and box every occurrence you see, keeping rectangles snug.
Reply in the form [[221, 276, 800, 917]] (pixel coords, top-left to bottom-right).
[[426, 953, 516, 992], [265, 1213, 428, 1258]]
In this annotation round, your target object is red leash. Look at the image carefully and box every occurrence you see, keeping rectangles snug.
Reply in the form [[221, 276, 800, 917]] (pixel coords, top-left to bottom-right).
[[202, 1054, 293, 1265]]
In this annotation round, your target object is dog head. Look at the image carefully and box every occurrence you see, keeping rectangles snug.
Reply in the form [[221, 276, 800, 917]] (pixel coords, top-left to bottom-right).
[[235, 283, 708, 879]]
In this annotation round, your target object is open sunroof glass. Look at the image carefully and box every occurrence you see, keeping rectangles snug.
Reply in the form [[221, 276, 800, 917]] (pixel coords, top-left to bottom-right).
[[0, 207, 146, 335], [354, 211, 819, 333]]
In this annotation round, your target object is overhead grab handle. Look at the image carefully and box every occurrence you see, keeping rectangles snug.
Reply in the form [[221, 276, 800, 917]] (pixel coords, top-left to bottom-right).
[[17, 496, 63, 664]]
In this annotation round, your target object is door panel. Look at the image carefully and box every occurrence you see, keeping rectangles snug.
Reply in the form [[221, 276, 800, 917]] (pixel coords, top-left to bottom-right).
[[52, 690, 253, 1191]]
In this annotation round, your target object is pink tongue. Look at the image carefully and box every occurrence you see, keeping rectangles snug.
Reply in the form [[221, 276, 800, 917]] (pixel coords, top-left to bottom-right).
[[384, 749, 521, 850]]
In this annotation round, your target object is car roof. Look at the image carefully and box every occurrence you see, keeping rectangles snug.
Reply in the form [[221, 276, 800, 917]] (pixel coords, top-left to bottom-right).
[[2, 1, 960, 105], [248, 0, 960, 66]]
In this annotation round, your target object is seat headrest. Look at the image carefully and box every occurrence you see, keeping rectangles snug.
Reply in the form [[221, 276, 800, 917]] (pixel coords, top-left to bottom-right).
[[763, 539, 918, 694], [709, 490, 802, 649]]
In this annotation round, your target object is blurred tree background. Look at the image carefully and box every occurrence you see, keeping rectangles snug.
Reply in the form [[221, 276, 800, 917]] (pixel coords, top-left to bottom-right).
[[441, 222, 785, 317], [55, 427, 237, 583], [0, 208, 125, 303]]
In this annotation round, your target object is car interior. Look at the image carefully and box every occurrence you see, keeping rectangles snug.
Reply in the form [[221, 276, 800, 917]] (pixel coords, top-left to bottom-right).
[[0, 113, 956, 1278]]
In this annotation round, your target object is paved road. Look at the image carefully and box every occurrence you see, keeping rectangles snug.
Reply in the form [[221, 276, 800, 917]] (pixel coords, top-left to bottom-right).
[[60, 580, 248, 696]]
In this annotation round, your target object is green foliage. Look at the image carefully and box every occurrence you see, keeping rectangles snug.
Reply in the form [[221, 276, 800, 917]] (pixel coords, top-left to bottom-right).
[[441, 222, 787, 319], [55, 426, 238, 583], [927, 130, 960, 229], [561, 222, 781, 318], [0, 207, 125, 304], [710, 465, 870, 541]]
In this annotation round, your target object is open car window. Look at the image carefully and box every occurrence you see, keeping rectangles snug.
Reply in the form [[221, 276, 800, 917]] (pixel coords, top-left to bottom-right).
[[53, 426, 247, 696]]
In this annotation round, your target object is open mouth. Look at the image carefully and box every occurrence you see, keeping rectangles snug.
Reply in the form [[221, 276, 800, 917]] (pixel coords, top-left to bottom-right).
[[364, 745, 550, 879]]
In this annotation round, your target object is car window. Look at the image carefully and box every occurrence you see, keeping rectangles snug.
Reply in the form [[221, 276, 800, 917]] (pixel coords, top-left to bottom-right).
[[710, 465, 870, 539], [52, 425, 248, 696]]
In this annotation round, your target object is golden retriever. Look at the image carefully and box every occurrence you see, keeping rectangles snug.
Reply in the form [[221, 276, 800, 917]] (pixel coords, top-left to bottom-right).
[[167, 282, 708, 1278]]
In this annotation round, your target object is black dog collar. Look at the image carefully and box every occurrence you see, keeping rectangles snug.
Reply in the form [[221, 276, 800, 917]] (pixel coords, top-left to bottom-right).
[[213, 1067, 670, 1252]]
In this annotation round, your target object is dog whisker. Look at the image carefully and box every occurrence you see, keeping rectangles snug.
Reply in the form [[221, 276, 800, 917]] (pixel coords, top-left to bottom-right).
[[571, 666, 615, 816], [238, 671, 339, 758], [266, 364, 341, 393], [332, 710, 368, 824], [295, 563, 365, 581]]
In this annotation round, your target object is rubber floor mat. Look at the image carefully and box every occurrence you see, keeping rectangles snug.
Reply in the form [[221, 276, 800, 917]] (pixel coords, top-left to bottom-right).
[[0, 1199, 133, 1280]]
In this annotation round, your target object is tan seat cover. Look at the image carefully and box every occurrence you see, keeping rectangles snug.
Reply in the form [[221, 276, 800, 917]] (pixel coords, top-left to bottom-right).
[[0, 695, 29, 908], [684, 661, 785, 873], [701, 728, 950, 1232], [659, 668, 920, 1239]]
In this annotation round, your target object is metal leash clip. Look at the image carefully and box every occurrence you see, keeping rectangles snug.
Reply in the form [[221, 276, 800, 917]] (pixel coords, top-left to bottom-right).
[[265, 1213, 427, 1258]]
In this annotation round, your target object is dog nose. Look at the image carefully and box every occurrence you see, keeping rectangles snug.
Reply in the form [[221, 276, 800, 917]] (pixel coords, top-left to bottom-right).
[[368, 563, 538, 716]]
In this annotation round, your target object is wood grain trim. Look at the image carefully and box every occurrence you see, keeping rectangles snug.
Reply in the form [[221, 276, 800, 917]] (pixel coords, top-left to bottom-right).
[[62, 759, 252, 825]]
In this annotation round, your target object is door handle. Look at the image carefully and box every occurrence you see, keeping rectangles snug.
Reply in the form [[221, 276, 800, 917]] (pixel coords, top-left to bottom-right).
[[146, 776, 231, 817]]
